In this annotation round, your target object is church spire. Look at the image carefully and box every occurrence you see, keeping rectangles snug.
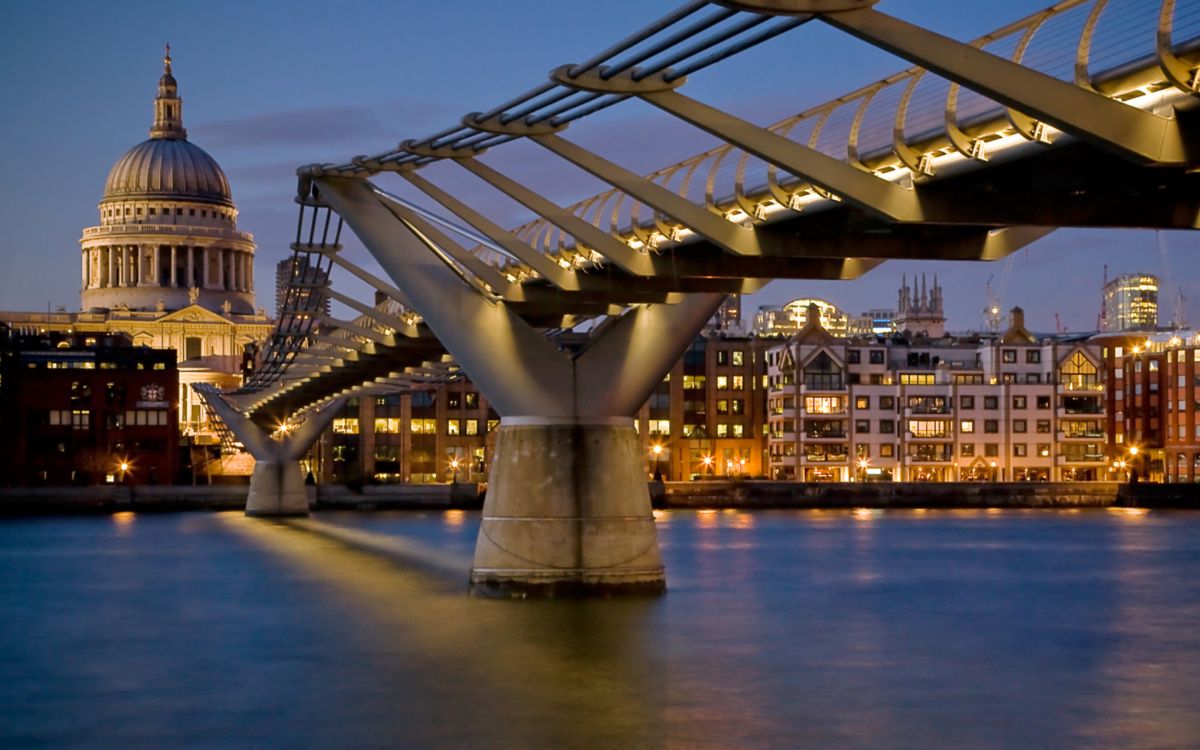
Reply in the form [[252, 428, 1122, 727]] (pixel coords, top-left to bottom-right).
[[150, 43, 187, 140]]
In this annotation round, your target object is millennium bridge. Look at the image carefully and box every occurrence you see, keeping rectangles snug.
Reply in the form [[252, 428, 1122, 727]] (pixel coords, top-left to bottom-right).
[[199, 0, 1200, 596]]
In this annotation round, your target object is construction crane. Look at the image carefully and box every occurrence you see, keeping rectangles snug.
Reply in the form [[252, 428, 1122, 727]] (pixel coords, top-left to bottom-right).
[[1097, 264, 1108, 331], [983, 254, 1016, 333], [1054, 313, 1067, 334]]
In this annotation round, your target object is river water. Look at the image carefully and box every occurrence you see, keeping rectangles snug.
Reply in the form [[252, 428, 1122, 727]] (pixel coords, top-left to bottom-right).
[[2, 508, 1199, 749]]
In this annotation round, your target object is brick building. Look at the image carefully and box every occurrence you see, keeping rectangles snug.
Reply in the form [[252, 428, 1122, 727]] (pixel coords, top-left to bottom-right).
[[0, 329, 179, 485]]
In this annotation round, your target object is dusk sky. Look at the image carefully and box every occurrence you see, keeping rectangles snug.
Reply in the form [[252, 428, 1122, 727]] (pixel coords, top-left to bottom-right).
[[1, 0, 1196, 333]]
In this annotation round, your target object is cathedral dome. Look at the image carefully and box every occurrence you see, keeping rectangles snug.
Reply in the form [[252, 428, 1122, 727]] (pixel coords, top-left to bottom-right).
[[103, 138, 232, 206]]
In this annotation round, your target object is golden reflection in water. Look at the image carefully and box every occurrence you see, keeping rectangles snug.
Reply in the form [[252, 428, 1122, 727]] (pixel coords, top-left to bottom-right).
[[696, 509, 718, 528], [1107, 507, 1149, 520], [217, 513, 668, 749], [443, 509, 465, 527], [111, 511, 135, 534], [852, 508, 880, 521], [733, 513, 754, 530]]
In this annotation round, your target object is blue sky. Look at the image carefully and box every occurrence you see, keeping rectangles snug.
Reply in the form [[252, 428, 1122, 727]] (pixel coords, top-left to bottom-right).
[[1, 0, 1195, 333]]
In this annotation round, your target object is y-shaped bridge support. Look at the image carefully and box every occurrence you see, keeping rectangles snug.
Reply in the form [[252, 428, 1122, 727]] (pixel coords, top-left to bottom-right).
[[319, 177, 724, 596], [199, 389, 347, 516]]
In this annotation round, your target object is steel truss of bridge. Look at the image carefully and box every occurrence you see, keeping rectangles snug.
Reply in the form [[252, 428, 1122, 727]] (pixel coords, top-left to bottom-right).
[[201, 0, 1200, 596]]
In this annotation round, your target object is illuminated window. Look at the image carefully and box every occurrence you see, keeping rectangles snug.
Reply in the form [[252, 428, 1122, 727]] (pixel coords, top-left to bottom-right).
[[732, 351, 744, 366], [682, 375, 706, 390], [732, 375, 744, 390], [908, 420, 950, 438], [332, 418, 358, 434], [804, 396, 843, 414], [648, 419, 670, 436], [447, 420, 461, 436], [960, 420, 975, 433], [465, 419, 479, 436], [410, 419, 436, 434], [899, 373, 934, 385], [374, 418, 400, 434]]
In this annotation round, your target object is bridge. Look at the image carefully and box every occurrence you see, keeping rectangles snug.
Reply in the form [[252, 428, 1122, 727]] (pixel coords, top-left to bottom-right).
[[200, 0, 1200, 596]]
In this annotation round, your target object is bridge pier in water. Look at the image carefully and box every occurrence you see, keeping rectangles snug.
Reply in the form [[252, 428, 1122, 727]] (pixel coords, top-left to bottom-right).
[[319, 177, 724, 596], [197, 387, 346, 516]]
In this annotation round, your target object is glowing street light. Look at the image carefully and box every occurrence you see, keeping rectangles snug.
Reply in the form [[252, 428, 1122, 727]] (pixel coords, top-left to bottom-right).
[[449, 457, 461, 484], [701, 454, 714, 478], [651, 444, 664, 482]]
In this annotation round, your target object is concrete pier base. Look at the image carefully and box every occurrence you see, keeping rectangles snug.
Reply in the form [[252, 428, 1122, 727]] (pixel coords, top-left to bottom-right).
[[470, 420, 665, 598], [246, 461, 309, 517]]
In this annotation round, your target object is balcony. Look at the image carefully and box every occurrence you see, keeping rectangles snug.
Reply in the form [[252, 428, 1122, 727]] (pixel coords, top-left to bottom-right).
[[1058, 430, 1105, 441], [804, 430, 848, 441], [906, 431, 953, 441], [1057, 453, 1107, 465], [904, 407, 952, 417], [1056, 382, 1104, 394], [1058, 406, 1105, 418]]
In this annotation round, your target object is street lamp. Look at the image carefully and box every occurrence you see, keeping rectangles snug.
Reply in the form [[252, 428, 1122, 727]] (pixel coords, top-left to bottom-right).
[[449, 457, 461, 484], [651, 444, 664, 482], [701, 454, 714, 478], [989, 460, 998, 482], [738, 457, 747, 477], [857, 458, 869, 482]]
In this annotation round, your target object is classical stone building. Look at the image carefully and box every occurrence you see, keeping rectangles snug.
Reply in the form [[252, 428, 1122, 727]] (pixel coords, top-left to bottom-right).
[[0, 48, 271, 442]]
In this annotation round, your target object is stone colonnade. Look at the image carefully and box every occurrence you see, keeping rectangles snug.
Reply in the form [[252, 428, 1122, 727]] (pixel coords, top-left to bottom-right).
[[82, 245, 253, 292]]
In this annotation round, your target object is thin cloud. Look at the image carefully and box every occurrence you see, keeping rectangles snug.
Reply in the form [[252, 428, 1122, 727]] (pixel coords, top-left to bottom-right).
[[195, 100, 453, 150]]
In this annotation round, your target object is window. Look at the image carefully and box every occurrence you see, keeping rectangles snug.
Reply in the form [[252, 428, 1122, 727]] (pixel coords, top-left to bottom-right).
[[899, 373, 935, 385], [447, 394, 461, 409], [731, 375, 744, 390], [855, 420, 870, 433], [332, 418, 359, 434], [465, 419, 479, 436], [682, 375, 706, 390], [1003, 349, 1017, 363], [1037, 396, 1051, 409], [960, 420, 975, 433], [731, 399, 744, 415], [716, 424, 728, 438], [869, 350, 884, 365], [716, 375, 729, 389], [880, 444, 895, 457], [855, 396, 870, 410], [717, 400, 729, 415], [464, 392, 479, 408], [1013, 419, 1027, 433], [984, 396, 998, 410], [1026, 350, 1041, 363], [410, 419, 437, 434], [803, 352, 843, 390], [1013, 396, 1027, 409], [682, 424, 707, 438], [648, 419, 670, 436], [731, 424, 744, 438], [1060, 351, 1099, 389], [961, 395, 975, 409], [1013, 444, 1028, 457], [880, 396, 895, 410], [848, 350, 861, 364], [732, 350, 744, 366], [984, 420, 999, 433], [961, 443, 975, 456], [447, 420, 461, 436], [1037, 420, 1051, 434], [185, 336, 202, 360], [879, 420, 895, 434], [1036, 443, 1051, 458], [717, 351, 729, 366], [804, 396, 843, 414], [985, 443, 999, 457], [909, 420, 950, 438], [374, 418, 400, 433]]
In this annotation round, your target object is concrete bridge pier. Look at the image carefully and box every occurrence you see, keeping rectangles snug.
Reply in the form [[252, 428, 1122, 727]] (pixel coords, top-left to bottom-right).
[[318, 176, 724, 596], [473, 418, 664, 597], [198, 387, 345, 516]]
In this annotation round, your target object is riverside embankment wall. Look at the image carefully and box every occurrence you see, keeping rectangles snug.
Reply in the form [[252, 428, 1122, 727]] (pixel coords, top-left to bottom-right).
[[0, 481, 1195, 514]]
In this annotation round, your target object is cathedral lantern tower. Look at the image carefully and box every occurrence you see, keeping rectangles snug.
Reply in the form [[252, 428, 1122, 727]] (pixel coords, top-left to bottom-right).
[[80, 46, 256, 314]]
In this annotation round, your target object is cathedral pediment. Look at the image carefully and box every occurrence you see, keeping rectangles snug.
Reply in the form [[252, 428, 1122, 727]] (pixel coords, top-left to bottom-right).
[[156, 304, 233, 325]]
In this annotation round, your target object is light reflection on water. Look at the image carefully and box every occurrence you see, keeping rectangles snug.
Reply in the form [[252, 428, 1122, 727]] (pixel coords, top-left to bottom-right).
[[2, 508, 1200, 749]]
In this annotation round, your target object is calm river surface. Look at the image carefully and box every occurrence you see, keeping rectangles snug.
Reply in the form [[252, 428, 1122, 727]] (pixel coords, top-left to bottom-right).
[[2, 508, 1200, 749]]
